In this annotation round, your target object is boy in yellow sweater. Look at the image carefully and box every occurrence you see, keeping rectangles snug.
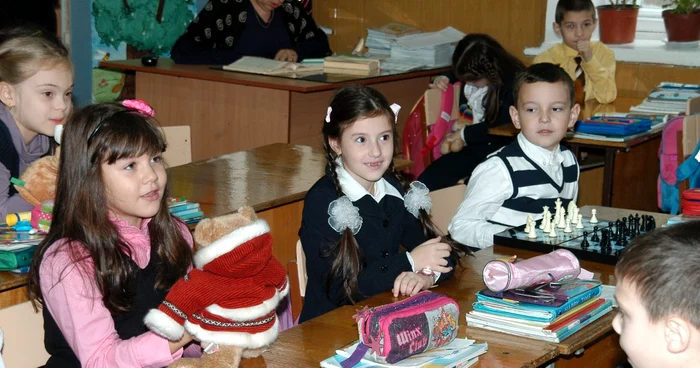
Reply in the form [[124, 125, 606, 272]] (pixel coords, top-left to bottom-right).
[[534, 0, 617, 104]]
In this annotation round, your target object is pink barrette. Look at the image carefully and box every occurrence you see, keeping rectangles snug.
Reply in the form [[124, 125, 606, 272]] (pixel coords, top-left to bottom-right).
[[390, 103, 401, 125], [325, 106, 332, 123], [122, 99, 155, 117]]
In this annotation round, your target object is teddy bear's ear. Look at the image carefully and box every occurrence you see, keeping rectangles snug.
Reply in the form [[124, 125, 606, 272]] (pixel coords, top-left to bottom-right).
[[193, 217, 214, 247], [238, 206, 258, 222]]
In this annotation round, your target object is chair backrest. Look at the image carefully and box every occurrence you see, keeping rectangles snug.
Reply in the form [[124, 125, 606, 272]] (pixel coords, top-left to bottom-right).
[[286, 240, 308, 322], [428, 184, 467, 234], [0, 301, 49, 368], [160, 126, 192, 167]]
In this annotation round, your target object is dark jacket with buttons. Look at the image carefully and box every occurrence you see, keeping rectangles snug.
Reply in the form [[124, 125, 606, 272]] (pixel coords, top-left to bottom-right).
[[298, 173, 455, 323]]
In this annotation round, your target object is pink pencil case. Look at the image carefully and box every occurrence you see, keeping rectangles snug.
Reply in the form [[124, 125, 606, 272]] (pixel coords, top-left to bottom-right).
[[342, 291, 459, 366], [482, 249, 593, 292]]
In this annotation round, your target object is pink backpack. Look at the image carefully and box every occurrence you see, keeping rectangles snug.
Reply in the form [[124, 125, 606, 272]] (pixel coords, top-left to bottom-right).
[[658, 116, 685, 211]]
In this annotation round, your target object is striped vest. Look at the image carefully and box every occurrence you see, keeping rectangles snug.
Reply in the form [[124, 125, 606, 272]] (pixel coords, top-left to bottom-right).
[[488, 141, 579, 227]]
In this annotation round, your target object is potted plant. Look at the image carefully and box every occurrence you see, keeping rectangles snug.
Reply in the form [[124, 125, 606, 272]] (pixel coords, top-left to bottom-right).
[[662, 0, 700, 42], [597, 0, 640, 44]]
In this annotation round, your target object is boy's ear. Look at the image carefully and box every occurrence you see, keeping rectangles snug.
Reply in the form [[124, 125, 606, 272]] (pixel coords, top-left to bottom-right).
[[553, 22, 562, 37], [568, 103, 581, 128], [329, 138, 342, 156], [509, 105, 522, 130], [0, 82, 16, 108], [665, 316, 691, 354]]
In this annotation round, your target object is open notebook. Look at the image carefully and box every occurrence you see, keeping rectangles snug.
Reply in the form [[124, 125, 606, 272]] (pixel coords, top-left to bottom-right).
[[222, 56, 323, 76]]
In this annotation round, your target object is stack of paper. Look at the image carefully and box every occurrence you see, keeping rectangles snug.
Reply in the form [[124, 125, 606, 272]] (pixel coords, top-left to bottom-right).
[[466, 280, 613, 343], [323, 56, 380, 76], [630, 82, 700, 115], [366, 23, 421, 58], [320, 338, 487, 368], [222, 56, 323, 77], [390, 27, 464, 68]]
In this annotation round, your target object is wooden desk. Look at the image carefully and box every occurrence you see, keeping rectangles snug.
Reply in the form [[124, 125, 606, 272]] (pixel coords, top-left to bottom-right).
[[99, 59, 448, 161], [239, 206, 670, 368], [489, 97, 662, 212], [0, 143, 411, 309]]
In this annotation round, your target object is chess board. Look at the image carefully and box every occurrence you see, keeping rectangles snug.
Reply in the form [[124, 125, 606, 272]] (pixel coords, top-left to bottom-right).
[[493, 214, 655, 265]]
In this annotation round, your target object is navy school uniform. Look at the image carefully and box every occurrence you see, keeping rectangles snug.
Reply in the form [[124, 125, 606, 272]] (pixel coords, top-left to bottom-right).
[[298, 165, 456, 323]]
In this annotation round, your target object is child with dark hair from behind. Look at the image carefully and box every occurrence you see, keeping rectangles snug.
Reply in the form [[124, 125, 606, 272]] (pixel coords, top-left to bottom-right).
[[449, 63, 580, 250], [419, 34, 525, 191], [299, 85, 471, 323], [28, 102, 196, 367], [613, 221, 700, 368], [534, 0, 617, 104]]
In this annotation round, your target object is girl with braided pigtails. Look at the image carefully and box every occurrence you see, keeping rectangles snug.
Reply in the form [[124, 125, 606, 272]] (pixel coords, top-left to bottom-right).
[[298, 85, 471, 323], [419, 34, 526, 191]]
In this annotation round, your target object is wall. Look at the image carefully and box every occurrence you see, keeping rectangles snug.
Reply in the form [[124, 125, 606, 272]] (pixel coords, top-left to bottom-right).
[[314, 0, 699, 98]]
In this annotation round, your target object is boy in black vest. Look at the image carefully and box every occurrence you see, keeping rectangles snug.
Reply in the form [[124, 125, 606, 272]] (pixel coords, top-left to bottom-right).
[[448, 63, 580, 249]]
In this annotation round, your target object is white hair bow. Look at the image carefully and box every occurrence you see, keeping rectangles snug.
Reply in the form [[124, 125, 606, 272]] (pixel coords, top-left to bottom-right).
[[390, 103, 401, 125]]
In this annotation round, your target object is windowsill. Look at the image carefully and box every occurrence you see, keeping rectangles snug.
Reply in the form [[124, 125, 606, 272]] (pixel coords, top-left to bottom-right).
[[524, 40, 700, 67]]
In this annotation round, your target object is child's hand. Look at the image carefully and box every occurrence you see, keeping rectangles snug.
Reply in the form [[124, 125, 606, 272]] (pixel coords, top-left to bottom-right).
[[576, 41, 593, 62], [392, 271, 433, 297], [429, 76, 449, 91], [409, 237, 453, 274]]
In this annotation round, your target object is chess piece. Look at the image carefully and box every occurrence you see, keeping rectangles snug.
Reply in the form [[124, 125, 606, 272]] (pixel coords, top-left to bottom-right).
[[590, 209, 599, 223], [564, 218, 572, 233], [591, 226, 600, 242], [648, 217, 656, 230], [524, 216, 532, 233], [540, 210, 549, 229], [555, 198, 562, 211], [527, 223, 538, 239], [557, 211, 567, 229], [576, 214, 584, 229], [549, 225, 557, 238], [581, 231, 590, 249], [600, 229, 609, 248], [544, 215, 552, 233]]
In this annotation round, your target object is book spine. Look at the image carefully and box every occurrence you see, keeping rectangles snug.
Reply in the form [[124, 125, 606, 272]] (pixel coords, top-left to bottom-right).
[[323, 60, 378, 71], [174, 210, 204, 220], [553, 286, 602, 318], [170, 203, 200, 213]]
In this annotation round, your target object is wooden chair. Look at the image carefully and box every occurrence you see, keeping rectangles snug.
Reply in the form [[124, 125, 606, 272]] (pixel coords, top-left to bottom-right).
[[676, 97, 700, 206], [286, 240, 307, 322], [427, 184, 467, 234], [0, 301, 49, 368], [159, 126, 192, 167]]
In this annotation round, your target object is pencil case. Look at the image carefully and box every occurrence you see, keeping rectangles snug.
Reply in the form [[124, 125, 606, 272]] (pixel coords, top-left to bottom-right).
[[482, 249, 591, 292], [341, 291, 459, 367]]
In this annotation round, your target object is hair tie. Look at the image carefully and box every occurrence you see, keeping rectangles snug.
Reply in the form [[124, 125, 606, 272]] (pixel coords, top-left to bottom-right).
[[325, 106, 332, 123], [327, 196, 362, 234], [404, 181, 431, 218], [390, 103, 401, 125], [122, 99, 155, 117]]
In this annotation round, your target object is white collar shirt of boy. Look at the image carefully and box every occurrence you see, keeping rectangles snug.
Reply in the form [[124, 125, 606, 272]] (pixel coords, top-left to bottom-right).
[[447, 133, 568, 249], [335, 157, 403, 203]]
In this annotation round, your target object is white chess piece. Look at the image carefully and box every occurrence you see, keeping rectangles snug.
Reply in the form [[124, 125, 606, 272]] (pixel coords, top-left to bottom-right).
[[540, 210, 549, 229], [549, 225, 557, 238], [528, 223, 538, 238], [555, 198, 562, 211], [564, 218, 572, 233], [590, 209, 599, 223], [557, 210, 567, 229], [571, 207, 579, 224], [576, 214, 584, 229], [524, 217, 532, 233], [544, 215, 552, 233]]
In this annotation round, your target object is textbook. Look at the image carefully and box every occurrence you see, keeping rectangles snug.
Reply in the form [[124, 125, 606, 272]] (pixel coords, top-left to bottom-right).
[[323, 56, 380, 71], [323, 67, 382, 77], [479, 280, 602, 308], [222, 56, 323, 76], [473, 284, 602, 323], [320, 338, 487, 368], [466, 299, 613, 343]]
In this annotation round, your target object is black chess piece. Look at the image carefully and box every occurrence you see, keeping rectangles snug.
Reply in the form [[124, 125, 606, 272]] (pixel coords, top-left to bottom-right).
[[615, 219, 622, 237], [581, 231, 590, 249], [600, 229, 610, 248], [649, 217, 656, 230], [591, 226, 600, 242], [607, 223, 615, 240], [619, 233, 628, 247], [615, 249, 622, 257]]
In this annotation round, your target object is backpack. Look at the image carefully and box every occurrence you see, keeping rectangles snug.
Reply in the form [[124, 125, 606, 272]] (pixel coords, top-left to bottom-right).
[[658, 115, 700, 214]]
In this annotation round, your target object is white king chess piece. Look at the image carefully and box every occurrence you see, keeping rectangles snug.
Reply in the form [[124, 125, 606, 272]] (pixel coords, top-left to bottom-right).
[[590, 209, 599, 223]]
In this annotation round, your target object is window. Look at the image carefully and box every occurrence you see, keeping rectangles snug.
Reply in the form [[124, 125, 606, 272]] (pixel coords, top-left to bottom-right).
[[524, 0, 698, 67]]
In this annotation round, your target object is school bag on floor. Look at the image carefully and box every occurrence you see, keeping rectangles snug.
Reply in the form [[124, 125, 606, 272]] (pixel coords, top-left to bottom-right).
[[659, 115, 700, 214]]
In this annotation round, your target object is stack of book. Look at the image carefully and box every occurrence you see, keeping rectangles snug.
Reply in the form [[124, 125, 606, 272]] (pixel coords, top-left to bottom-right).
[[323, 56, 380, 76], [320, 338, 487, 368], [466, 280, 613, 343], [365, 23, 421, 59], [389, 27, 464, 68], [568, 112, 669, 142], [168, 197, 205, 224], [630, 82, 700, 115]]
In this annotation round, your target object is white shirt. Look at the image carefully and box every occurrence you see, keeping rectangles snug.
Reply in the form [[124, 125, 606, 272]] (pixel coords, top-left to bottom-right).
[[448, 133, 578, 249]]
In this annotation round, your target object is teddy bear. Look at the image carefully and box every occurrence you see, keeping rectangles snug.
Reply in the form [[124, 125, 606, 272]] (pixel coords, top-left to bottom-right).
[[13, 147, 60, 207], [439, 120, 470, 155], [144, 206, 290, 368]]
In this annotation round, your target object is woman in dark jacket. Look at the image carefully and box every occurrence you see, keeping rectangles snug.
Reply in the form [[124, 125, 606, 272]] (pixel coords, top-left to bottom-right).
[[171, 0, 331, 64]]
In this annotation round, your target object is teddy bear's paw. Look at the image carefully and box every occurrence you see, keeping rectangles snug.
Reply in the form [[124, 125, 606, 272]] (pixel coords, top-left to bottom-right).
[[167, 357, 201, 368]]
